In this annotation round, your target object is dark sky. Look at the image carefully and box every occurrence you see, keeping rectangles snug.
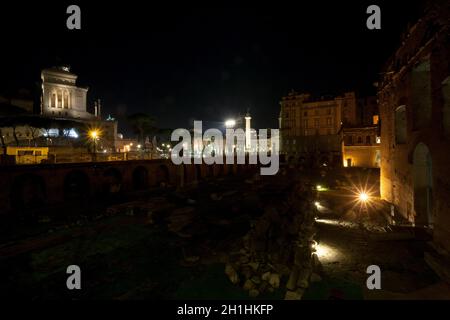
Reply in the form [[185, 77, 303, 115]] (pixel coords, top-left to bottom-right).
[[0, 1, 425, 134]]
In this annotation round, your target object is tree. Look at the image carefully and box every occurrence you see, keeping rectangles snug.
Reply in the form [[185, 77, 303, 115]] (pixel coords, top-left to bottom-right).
[[127, 113, 156, 143]]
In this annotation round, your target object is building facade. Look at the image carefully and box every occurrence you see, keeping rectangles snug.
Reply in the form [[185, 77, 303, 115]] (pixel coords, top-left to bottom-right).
[[279, 91, 357, 165], [40, 66, 95, 120], [342, 125, 380, 168], [0, 66, 121, 155], [378, 1, 450, 251]]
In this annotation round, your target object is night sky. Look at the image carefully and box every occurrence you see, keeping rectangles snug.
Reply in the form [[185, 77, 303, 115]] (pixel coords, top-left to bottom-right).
[[0, 1, 424, 135]]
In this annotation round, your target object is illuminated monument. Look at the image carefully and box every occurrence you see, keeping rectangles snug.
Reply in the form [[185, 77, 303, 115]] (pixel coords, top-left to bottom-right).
[[40, 65, 97, 120]]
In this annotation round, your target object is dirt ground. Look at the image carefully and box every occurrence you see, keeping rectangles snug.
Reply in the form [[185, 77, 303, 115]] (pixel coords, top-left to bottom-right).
[[1, 166, 449, 300]]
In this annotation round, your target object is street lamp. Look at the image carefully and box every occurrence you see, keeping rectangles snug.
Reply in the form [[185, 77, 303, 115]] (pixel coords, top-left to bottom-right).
[[225, 119, 236, 128], [359, 192, 369, 202], [88, 129, 101, 161]]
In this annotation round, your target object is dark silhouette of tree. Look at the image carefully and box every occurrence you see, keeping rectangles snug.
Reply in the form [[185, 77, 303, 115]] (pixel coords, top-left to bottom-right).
[[127, 113, 157, 143]]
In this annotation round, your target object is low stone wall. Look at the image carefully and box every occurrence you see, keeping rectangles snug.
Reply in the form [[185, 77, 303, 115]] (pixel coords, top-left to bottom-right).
[[0, 160, 257, 216]]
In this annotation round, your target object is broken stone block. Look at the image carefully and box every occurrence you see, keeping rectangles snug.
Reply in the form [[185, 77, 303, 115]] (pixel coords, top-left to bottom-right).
[[210, 193, 222, 201], [274, 264, 291, 276], [286, 268, 299, 291], [241, 266, 253, 279], [248, 262, 259, 271], [261, 271, 271, 281], [243, 279, 255, 291], [294, 247, 311, 266], [249, 289, 260, 298], [296, 267, 312, 288], [268, 273, 280, 288], [240, 256, 250, 264], [184, 256, 200, 263], [284, 289, 304, 300], [225, 263, 239, 284], [259, 281, 269, 294], [310, 273, 322, 283], [312, 253, 322, 270], [239, 248, 249, 255], [251, 275, 261, 285]]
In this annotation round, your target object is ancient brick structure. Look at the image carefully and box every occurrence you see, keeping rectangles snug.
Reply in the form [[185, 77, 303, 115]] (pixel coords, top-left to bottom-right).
[[378, 1, 450, 251]]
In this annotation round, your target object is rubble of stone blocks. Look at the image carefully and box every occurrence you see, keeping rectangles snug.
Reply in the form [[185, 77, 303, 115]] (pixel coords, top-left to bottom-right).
[[224, 180, 320, 299]]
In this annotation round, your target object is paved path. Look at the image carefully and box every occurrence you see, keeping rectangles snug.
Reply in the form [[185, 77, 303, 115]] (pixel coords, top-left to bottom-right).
[[309, 190, 450, 300]]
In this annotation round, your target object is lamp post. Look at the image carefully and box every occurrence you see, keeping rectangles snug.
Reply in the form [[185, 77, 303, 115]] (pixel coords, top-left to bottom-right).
[[225, 119, 236, 128], [89, 129, 100, 161], [357, 191, 370, 229]]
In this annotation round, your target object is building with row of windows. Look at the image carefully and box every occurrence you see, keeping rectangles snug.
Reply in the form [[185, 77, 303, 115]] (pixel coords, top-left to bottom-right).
[[278, 91, 379, 166], [342, 124, 380, 168]]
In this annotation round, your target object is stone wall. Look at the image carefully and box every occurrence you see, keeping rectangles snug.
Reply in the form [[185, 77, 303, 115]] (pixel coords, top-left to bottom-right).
[[378, 1, 450, 252], [0, 159, 256, 216]]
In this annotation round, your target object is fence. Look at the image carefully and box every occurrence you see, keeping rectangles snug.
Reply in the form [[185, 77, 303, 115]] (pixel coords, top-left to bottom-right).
[[11, 152, 159, 165]]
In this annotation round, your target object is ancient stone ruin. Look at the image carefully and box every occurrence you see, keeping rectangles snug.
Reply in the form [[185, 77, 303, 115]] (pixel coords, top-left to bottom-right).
[[224, 180, 320, 299]]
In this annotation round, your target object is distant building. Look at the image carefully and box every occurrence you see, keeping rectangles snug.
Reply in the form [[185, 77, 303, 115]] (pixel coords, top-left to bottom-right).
[[378, 1, 449, 253], [278, 91, 358, 165], [342, 124, 380, 168], [40, 66, 95, 120], [0, 66, 120, 154], [342, 97, 380, 168]]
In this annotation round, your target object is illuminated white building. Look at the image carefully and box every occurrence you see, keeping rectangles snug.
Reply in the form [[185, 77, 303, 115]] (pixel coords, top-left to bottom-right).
[[40, 66, 96, 120]]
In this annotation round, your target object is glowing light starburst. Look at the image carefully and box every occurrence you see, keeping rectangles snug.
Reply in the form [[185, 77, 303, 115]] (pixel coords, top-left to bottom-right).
[[341, 171, 379, 213]]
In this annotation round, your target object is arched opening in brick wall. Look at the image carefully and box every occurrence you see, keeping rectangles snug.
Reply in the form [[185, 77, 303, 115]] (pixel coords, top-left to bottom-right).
[[207, 165, 214, 177], [64, 170, 90, 201], [217, 163, 224, 176], [227, 164, 234, 176], [411, 60, 432, 130], [395, 105, 407, 144], [132, 166, 149, 190], [413, 143, 433, 227], [156, 165, 170, 186], [195, 164, 203, 181], [103, 168, 122, 194], [11, 173, 46, 220], [182, 164, 188, 185]]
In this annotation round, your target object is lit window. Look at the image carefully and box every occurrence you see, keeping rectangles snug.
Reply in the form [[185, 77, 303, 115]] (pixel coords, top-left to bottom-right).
[[373, 115, 379, 125], [376, 136, 381, 144]]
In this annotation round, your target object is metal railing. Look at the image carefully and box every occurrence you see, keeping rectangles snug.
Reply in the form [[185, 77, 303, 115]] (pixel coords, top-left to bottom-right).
[[13, 152, 160, 164]]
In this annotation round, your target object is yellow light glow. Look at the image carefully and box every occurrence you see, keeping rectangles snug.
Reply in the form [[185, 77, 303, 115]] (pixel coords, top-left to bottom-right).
[[359, 192, 369, 202], [89, 130, 100, 139], [225, 119, 236, 128], [313, 243, 340, 262]]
